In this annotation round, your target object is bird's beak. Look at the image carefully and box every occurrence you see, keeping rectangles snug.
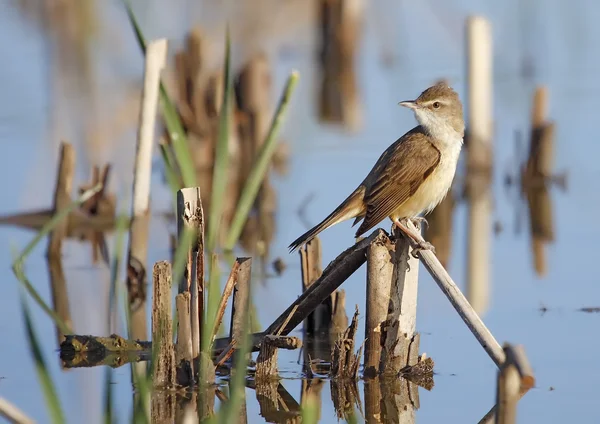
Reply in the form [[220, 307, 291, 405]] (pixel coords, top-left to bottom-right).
[[398, 100, 417, 109]]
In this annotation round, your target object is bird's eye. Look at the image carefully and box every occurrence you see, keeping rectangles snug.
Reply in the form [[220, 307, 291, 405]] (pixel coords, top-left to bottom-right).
[[432, 102, 441, 109]]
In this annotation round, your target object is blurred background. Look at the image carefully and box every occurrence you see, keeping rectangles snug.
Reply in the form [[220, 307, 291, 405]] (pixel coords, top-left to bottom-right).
[[0, 0, 599, 423]]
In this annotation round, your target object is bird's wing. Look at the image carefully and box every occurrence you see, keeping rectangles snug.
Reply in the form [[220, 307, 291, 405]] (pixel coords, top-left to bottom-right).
[[355, 130, 440, 237]]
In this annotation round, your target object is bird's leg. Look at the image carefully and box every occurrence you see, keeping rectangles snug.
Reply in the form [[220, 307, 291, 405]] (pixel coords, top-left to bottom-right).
[[393, 218, 436, 258]]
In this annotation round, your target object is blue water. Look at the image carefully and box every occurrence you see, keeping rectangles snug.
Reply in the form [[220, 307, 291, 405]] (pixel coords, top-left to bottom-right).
[[1, 0, 599, 422]]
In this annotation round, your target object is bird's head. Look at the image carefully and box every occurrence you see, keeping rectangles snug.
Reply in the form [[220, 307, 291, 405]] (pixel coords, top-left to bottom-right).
[[399, 82, 465, 141]]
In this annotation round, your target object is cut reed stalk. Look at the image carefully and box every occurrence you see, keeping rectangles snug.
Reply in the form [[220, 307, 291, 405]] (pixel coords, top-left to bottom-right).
[[126, 38, 168, 345], [466, 15, 493, 316], [495, 344, 535, 424], [151, 261, 175, 388], [123, 1, 195, 187], [219, 257, 253, 424], [176, 187, 204, 357]]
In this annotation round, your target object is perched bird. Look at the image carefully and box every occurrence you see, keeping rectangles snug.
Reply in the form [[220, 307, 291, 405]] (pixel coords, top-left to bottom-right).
[[288, 82, 465, 253]]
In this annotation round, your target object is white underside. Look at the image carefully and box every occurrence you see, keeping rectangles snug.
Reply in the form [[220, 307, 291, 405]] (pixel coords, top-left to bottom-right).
[[392, 132, 463, 219]]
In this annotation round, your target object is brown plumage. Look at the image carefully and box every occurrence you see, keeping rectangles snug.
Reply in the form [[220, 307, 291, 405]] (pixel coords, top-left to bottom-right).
[[288, 82, 464, 252]]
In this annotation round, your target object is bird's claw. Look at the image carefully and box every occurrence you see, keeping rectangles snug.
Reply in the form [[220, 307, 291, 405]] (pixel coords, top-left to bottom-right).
[[410, 240, 436, 258]]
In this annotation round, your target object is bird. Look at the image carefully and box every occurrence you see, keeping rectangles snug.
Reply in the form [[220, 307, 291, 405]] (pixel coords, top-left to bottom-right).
[[288, 82, 465, 253]]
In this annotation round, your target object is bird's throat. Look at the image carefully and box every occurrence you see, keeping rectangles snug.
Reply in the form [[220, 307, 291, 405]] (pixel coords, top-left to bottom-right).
[[421, 122, 464, 148]]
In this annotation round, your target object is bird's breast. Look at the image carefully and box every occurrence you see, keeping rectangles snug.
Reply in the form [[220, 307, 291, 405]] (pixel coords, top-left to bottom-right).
[[391, 141, 462, 219]]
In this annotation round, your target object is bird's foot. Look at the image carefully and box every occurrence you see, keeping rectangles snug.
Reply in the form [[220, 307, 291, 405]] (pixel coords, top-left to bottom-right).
[[410, 240, 436, 258], [393, 218, 436, 257], [409, 216, 428, 230]]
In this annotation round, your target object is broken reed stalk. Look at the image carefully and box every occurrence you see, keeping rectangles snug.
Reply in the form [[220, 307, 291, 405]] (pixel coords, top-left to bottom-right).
[[175, 293, 194, 385], [466, 15, 493, 316], [229, 258, 252, 350], [126, 38, 168, 343], [406, 220, 504, 367], [496, 366, 519, 423], [47, 141, 75, 259], [364, 235, 393, 376], [330, 308, 363, 421], [225, 257, 252, 424], [209, 259, 240, 346], [299, 237, 345, 381], [495, 344, 535, 424], [190, 254, 200, 360], [151, 261, 175, 388], [215, 230, 386, 362], [364, 229, 420, 377], [176, 187, 204, 358], [331, 307, 362, 380], [479, 344, 535, 424], [299, 237, 328, 333], [381, 229, 420, 375], [255, 335, 302, 380]]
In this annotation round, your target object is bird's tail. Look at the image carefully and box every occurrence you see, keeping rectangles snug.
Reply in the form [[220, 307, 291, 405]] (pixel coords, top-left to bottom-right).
[[288, 187, 365, 252]]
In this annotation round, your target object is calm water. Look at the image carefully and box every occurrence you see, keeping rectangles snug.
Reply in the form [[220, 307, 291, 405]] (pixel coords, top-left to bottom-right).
[[1, 0, 599, 422]]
